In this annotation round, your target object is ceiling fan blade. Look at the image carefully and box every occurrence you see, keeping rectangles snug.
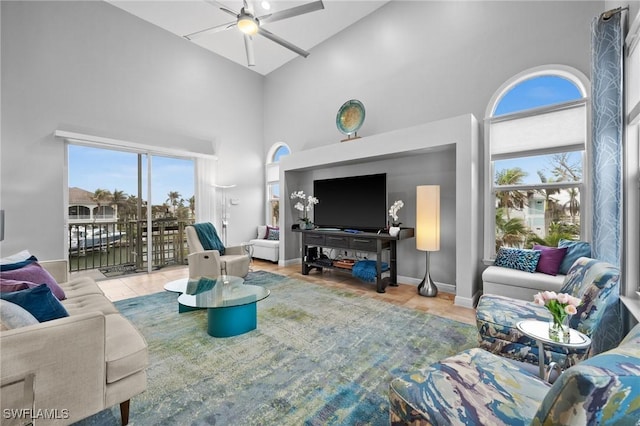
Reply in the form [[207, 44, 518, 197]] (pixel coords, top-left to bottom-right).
[[258, 1, 324, 24], [203, 0, 238, 17], [244, 34, 255, 67], [184, 21, 237, 40], [258, 27, 310, 58]]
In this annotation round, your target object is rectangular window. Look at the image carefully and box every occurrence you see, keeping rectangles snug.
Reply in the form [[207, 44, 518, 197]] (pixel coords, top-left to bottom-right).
[[268, 182, 280, 227], [492, 152, 583, 253], [266, 163, 280, 227], [487, 102, 586, 258], [68, 144, 195, 274]]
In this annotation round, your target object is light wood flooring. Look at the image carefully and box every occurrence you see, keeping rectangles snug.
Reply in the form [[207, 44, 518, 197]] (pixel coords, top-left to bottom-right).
[[90, 259, 476, 325]]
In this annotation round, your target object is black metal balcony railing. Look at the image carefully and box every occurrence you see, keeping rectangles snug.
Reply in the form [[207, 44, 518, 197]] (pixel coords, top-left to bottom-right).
[[68, 218, 194, 275]]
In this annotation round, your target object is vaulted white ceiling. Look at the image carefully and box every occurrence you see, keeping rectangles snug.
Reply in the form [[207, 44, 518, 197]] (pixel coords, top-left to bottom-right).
[[108, 0, 389, 75]]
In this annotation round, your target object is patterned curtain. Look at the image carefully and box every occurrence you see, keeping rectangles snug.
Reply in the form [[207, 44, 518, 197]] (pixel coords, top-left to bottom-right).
[[591, 13, 623, 267], [590, 12, 624, 353]]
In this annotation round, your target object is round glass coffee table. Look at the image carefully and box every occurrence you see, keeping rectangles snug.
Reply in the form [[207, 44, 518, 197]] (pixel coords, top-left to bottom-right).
[[176, 276, 270, 338]]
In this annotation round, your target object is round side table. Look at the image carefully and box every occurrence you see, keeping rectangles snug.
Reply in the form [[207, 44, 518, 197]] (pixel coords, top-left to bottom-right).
[[517, 319, 591, 382]]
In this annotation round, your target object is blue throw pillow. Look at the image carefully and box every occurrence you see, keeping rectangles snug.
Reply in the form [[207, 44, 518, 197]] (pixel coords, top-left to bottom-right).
[[0, 284, 69, 322], [558, 239, 592, 275], [0, 255, 37, 272], [494, 247, 541, 273]]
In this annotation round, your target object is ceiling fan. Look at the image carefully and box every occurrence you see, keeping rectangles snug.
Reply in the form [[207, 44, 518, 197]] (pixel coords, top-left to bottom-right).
[[184, 0, 325, 67]]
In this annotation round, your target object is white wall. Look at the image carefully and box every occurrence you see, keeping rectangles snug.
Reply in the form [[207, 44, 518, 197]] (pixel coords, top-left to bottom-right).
[[0, 1, 265, 259], [265, 0, 602, 291], [264, 1, 602, 149]]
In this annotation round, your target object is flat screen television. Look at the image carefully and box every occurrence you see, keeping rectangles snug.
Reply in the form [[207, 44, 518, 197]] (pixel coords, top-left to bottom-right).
[[313, 173, 387, 232]]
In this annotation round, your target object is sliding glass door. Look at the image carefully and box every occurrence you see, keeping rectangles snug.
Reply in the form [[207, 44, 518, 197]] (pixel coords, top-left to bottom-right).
[[67, 144, 195, 276]]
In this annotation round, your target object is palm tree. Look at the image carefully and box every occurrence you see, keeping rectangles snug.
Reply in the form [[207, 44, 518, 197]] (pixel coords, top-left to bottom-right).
[[564, 188, 580, 223], [92, 188, 112, 220], [495, 207, 528, 250], [495, 168, 527, 220], [111, 189, 127, 221], [166, 191, 181, 215], [188, 196, 195, 218], [527, 221, 578, 247]]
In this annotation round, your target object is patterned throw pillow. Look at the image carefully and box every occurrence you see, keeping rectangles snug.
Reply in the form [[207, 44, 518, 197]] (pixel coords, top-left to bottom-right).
[[266, 228, 280, 240], [494, 247, 542, 273]]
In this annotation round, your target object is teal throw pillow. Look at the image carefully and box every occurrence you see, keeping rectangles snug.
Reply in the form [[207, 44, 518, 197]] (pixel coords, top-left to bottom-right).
[[558, 239, 592, 275], [0, 284, 69, 322], [0, 255, 37, 271], [494, 247, 541, 273]]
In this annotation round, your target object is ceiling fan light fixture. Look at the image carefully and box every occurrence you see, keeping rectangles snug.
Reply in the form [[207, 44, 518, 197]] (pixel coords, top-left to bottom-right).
[[237, 15, 259, 35]]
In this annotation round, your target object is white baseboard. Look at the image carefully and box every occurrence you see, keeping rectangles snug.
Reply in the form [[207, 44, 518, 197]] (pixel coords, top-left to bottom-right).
[[281, 257, 301, 267], [279, 263, 476, 307], [455, 290, 482, 309], [398, 275, 456, 295]]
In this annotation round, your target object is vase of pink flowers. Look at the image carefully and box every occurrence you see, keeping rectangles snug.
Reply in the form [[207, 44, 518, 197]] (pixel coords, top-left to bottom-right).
[[533, 291, 581, 343]]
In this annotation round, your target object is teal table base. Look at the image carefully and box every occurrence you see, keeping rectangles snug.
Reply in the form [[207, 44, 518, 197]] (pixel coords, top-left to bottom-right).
[[207, 303, 257, 337], [178, 303, 201, 314], [178, 302, 258, 337]]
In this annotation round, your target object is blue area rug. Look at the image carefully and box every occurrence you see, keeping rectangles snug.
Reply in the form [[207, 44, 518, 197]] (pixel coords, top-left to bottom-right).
[[76, 271, 477, 425]]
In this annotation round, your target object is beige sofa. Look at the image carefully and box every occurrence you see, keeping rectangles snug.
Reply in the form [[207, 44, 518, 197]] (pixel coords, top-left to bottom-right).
[[0, 260, 148, 425]]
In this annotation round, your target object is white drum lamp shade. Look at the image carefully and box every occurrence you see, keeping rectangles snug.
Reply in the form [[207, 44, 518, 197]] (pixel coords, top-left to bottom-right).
[[416, 186, 440, 252], [416, 185, 440, 297]]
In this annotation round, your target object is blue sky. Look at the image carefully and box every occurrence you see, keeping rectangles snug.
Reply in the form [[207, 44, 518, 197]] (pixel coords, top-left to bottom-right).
[[68, 145, 194, 204]]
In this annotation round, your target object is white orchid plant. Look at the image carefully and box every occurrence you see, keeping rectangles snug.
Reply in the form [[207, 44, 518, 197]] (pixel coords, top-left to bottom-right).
[[290, 190, 319, 225], [388, 200, 404, 226]]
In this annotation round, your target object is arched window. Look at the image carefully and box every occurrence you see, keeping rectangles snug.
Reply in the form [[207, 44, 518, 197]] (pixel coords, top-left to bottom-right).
[[484, 66, 589, 260], [266, 143, 290, 227]]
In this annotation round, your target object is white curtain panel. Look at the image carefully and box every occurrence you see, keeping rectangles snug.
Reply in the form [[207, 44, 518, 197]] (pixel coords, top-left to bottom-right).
[[195, 157, 216, 223]]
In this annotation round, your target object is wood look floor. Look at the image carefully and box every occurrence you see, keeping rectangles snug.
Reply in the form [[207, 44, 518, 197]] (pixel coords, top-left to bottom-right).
[[89, 259, 476, 325]]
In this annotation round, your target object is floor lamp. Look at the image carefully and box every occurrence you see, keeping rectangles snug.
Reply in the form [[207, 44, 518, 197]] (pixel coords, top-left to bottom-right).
[[213, 184, 235, 246], [416, 185, 440, 297]]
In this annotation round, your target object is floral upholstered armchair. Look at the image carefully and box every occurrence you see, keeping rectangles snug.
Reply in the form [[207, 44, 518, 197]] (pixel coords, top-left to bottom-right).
[[476, 257, 620, 368], [388, 323, 640, 425]]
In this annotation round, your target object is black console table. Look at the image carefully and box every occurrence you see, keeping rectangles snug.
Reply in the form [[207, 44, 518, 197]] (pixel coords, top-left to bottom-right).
[[295, 228, 415, 293]]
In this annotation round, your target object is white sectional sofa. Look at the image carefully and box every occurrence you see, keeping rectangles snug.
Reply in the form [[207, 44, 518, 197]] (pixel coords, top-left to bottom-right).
[[249, 226, 280, 263], [1, 259, 148, 425], [482, 265, 565, 301]]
